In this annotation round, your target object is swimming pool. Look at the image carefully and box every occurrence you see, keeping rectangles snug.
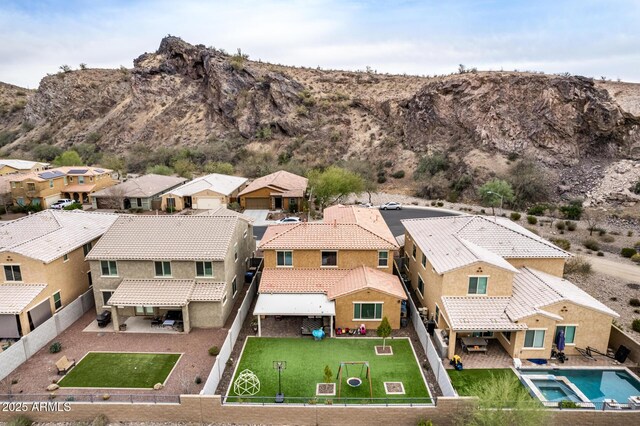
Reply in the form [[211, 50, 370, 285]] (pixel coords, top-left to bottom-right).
[[520, 368, 640, 404]]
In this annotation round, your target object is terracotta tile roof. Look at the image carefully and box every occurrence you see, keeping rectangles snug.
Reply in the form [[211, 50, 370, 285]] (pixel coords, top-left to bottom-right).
[[402, 215, 569, 274], [323, 204, 397, 246], [441, 296, 527, 331], [0, 284, 47, 314], [63, 184, 96, 193], [167, 173, 247, 197], [259, 222, 398, 250], [93, 174, 187, 198], [108, 279, 195, 307], [238, 170, 307, 196], [86, 215, 240, 261], [0, 210, 119, 263], [259, 266, 406, 301]]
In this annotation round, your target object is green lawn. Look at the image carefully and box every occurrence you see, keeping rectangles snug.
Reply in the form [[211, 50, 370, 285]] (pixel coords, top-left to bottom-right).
[[58, 352, 181, 388], [229, 337, 431, 403], [447, 368, 527, 397]]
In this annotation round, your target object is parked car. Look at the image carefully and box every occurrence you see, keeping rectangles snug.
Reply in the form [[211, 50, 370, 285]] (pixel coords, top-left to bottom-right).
[[276, 216, 302, 224], [380, 202, 402, 210], [358, 202, 373, 208], [50, 199, 75, 210]]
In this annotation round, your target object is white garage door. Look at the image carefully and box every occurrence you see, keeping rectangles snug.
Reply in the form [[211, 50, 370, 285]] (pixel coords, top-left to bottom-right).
[[44, 194, 61, 208], [195, 197, 222, 210]]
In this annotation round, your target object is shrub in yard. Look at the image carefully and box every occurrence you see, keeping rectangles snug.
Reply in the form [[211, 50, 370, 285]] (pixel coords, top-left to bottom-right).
[[208, 346, 220, 356], [526, 215, 537, 225], [49, 341, 62, 353], [582, 239, 600, 251], [417, 420, 434, 426], [8, 415, 33, 426], [550, 238, 571, 251], [63, 202, 83, 211], [559, 400, 579, 409], [91, 414, 109, 426], [560, 200, 583, 220], [510, 212, 521, 221], [323, 365, 333, 383], [555, 221, 565, 230], [527, 204, 547, 216], [633, 319, 640, 333], [565, 221, 577, 231], [600, 235, 615, 243], [631, 254, 640, 264], [195, 376, 202, 384], [563, 256, 592, 277], [621, 248, 638, 258]]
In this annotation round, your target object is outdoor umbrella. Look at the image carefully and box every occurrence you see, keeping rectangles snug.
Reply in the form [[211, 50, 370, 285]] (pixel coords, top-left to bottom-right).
[[556, 329, 566, 352]]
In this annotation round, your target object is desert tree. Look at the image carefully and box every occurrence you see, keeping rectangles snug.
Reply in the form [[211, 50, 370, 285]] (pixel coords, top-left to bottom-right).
[[478, 179, 514, 216], [307, 166, 364, 210], [376, 316, 392, 349]]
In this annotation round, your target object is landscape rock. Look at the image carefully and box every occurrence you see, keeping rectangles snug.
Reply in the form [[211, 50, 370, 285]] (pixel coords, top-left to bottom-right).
[[153, 383, 164, 390], [46, 383, 59, 391]]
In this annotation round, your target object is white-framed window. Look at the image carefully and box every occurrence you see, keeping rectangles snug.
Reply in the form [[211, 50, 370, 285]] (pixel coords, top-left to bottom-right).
[[524, 329, 546, 348], [232, 275, 237, 297], [243, 230, 248, 239], [501, 331, 512, 343], [11, 181, 16, 188], [412, 243, 416, 259], [3, 265, 22, 282], [195, 261, 213, 277], [100, 260, 118, 276], [472, 331, 493, 338], [102, 290, 114, 306], [63, 176, 68, 185], [83, 242, 92, 256], [154, 261, 172, 277], [234, 243, 238, 262], [27, 182, 36, 191], [321, 251, 338, 267], [468, 276, 488, 295], [421, 254, 426, 268], [135, 306, 154, 316], [276, 251, 293, 267], [353, 302, 383, 320], [555, 325, 576, 345], [79, 176, 85, 184], [63, 253, 69, 262], [222, 293, 228, 306], [378, 250, 389, 268], [53, 291, 62, 311], [49, 179, 54, 188], [417, 275, 424, 296]]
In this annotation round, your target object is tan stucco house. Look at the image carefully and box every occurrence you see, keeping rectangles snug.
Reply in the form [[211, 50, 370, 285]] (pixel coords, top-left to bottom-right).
[[402, 215, 619, 360], [0, 159, 48, 176], [0, 211, 119, 339], [254, 204, 405, 335], [86, 210, 256, 333], [238, 170, 307, 211], [92, 174, 187, 210], [160, 173, 247, 211]]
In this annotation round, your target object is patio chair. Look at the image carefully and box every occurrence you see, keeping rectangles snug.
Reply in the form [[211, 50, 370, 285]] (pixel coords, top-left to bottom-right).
[[55, 355, 76, 375]]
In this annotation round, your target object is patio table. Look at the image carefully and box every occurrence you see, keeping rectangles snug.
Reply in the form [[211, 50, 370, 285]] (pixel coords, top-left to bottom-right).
[[162, 319, 176, 328], [461, 337, 488, 353]]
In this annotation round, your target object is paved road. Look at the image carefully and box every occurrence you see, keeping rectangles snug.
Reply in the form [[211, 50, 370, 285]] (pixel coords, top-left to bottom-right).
[[583, 254, 640, 283], [253, 206, 457, 240]]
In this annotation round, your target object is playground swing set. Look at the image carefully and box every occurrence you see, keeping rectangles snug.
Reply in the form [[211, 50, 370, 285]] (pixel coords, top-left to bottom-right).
[[336, 361, 373, 400]]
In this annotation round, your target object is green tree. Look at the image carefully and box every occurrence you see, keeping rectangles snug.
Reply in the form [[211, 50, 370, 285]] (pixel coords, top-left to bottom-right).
[[478, 179, 515, 216], [52, 150, 84, 166], [376, 316, 392, 349], [31, 144, 62, 162], [100, 154, 125, 175], [308, 166, 364, 209], [146, 164, 174, 176], [559, 200, 583, 220], [461, 373, 547, 426], [414, 152, 449, 179], [203, 161, 234, 175], [342, 159, 378, 204], [507, 160, 549, 207], [323, 365, 333, 383], [173, 158, 196, 178]]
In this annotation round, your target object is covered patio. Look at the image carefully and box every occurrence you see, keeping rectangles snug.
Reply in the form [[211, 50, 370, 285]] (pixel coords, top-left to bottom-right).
[[63, 184, 96, 204], [253, 293, 335, 337]]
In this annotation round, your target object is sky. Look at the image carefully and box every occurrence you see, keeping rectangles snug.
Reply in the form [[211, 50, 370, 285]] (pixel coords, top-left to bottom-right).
[[1, 0, 639, 88]]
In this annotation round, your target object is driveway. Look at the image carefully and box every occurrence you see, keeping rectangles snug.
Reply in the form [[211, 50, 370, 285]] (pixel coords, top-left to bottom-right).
[[244, 210, 275, 227]]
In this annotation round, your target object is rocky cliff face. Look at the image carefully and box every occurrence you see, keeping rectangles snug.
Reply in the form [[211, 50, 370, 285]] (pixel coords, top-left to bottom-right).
[[3, 36, 640, 205]]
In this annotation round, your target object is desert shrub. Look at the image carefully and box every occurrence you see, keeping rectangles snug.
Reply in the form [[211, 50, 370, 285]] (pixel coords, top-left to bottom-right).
[[255, 126, 272, 139], [228, 202, 240, 211], [414, 152, 449, 178], [208, 346, 220, 356], [525, 227, 539, 235], [550, 238, 571, 251], [507, 159, 550, 207], [510, 212, 521, 221], [526, 215, 537, 225], [391, 170, 405, 179], [629, 230, 634, 237], [621, 248, 638, 258], [582, 239, 600, 251], [91, 414, 109, 426], [630, 180, 640, 194], [563, 256, 592, 277], [8, 415, 33, 426], [633, 319, 640, 333], [195, 376, 202, 384], [555, 221, 565, 230], [323, 365, 333, 383], [527, 204, 547, 216], [596, 228, 607, 236], [417, 420, 433, 426], [437, 201, 444, 207], [32, 144, 63, 162], [631, 254, 640, 264], [0, 130, 19, 147], [630, 298, 640, 307], [565, 221, 577, 231], [49, 342, 62, 353], [597, 251, 604, 256], [146, 164, 174, 175], [560, 200, 583, 220], [600, 235, 615, 243], [63, 202, 83, 211], [559, 400, 579, 409]]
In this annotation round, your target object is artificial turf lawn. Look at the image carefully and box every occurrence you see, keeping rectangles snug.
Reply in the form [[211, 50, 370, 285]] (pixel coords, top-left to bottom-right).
[[58, 352, 181, 388], [447, 368, 527, 396], [229, 337, 430, 403]]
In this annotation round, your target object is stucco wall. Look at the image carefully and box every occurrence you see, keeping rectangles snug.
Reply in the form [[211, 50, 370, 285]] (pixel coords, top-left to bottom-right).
[[189, 301, 223, 328], [263, 249, 392, 273], [334, 288, 403, 329], [506, 257, 566, 277]]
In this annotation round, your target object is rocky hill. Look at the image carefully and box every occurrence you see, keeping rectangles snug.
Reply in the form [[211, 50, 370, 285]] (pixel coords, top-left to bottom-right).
[[1, 36, 639, 207]]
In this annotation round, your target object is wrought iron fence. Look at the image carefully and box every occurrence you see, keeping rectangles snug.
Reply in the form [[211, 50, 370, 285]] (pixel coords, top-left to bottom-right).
[[221, 394, 435, 406]]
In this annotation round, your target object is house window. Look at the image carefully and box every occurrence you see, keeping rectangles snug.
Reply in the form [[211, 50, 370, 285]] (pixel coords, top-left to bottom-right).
[[196, 261, 213, 277], [473, 331, 494, 338], [4, 265, 22, 282], [232, 275, 237, 297], [234, 243, 238, 262], [136, 198, 142, 207], [222, 293, 228, 306], [102, 290, 114, 306], [63, 253, 69, 262], [378, 251, 388, 268], [417, 275, 424, 296], [276, 251, 293, 267], [435, 304, 440, 324], [555, 325, 576, 345], [11, 181, 16, 188], [53, 291, 62, 311], [49, 180, 54, 188], [321, 251, 337, 267], [79, 176, 85, 184], [17, 197, 24, 206], [27, 182, 36, 191], [167, 198, 176, 208], [468, 277, 488, 295], [100, 260, 118, 276], [412, 243, 416, 259], [502, 331, 512, 342], [154, 261, 172, 277], [135, 306, 154, 316], [243, 230, 248, 239], [524, 330, 546, 348], [90, 177, 93, 182], [83, 242, 92, 256], [68, 177, 73, 182], [353, 303, 383, 320], [63, 176, 68, 185]]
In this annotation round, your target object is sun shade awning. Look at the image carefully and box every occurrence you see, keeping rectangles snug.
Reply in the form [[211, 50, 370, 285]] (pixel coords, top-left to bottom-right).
[[253, 293, 336, 316], [108, 279, 195, 307], [0, 284, 47, 314]]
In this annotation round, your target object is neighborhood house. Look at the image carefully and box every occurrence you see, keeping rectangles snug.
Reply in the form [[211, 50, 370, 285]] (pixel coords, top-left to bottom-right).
[[0, 159, 48, 175], [160, 173, 248, 211], [238, 170, 307, 211], [91, 173, 188, 210]]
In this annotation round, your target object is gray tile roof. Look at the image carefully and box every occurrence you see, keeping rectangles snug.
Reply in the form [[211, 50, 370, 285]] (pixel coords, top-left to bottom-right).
[[86, 215, 240, 261], [108, 279, 226, 306], [167, 173, 247, 197], [0, 284, 47, 314], [196, 206, 255, 223], [0, 211, 119, 263], [441, 296, 527, 331], [92, 174, 187, 198]]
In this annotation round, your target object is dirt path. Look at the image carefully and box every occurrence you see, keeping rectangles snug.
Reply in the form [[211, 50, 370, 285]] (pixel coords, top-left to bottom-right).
[[583, 254, 640, 283]]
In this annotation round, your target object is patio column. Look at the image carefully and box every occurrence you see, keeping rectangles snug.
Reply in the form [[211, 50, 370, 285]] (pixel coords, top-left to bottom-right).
[[182, 305, 191, 333], [257, 315, 262, 337], [330, 316, 334, 337], [447, 330, 457, 360], [112, 308, 120, 332]]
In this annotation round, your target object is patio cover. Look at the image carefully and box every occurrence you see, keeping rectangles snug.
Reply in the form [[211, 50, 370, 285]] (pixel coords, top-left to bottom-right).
[[441, 296, 528, 332], [254, 293, 336, 316], [0, 284, 47, 314], [108, 279, 195, 307]]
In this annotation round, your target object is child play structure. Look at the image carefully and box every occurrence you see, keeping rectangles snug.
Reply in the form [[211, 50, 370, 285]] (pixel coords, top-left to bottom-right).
[[336, 361, 373, 399]]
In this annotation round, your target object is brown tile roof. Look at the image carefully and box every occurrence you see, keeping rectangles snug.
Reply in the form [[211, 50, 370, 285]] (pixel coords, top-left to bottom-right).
[[238, 170, 307, 196], [92, 174, 187, 198], [259, 222, 398, 250], [63, 184, 96, 193], [108, 279, 227, 306], [323, 204, 397, 246], [259, 266, 406, 301]]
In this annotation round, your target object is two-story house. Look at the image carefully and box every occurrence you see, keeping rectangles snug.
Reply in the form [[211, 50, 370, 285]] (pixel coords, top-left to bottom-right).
[[0, 211, 118, 340], [86, 211, 256, 333], [0, 159, 48, 175], [402, 215, 619, 360], [254, 205, 406, 336], [9, 166, 116, 208]]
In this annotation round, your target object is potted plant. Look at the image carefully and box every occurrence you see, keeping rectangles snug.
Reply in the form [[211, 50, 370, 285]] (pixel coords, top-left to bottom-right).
[[250, 318, 259, 333]]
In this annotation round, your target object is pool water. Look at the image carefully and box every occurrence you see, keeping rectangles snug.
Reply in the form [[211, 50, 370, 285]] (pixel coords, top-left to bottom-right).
[[522, 369, 640, 403], [532, 380, 581, 402]]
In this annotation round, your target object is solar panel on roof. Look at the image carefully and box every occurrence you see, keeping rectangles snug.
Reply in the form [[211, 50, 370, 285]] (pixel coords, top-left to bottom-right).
[[94, 169, 104, 173], [39, 171, 65, 179], [67, 169, 88, 174]]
